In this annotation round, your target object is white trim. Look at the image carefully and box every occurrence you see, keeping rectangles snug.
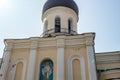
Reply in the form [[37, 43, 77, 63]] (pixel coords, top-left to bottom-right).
[[68, 55, 86, 80], [96, 51, 120, 56], [0, 51, 11, 80], [57, 48, 65, 80], [96, 58, 120, 62], [66, 42, 85, 45], [10, 58, 26, 80], [101, 70, 120, 75], [12, 41, 85, 49], [5, 33, 95, 43], [27, 49, 37, 80], [86, 46, 97, 80]]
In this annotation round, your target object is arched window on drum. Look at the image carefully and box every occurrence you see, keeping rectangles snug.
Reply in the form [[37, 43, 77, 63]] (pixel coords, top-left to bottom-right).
[[55, 17, 61, 33], [68, 18, 73, 33]]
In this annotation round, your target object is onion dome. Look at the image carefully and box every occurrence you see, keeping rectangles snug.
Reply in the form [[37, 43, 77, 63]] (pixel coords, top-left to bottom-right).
[[42, 0, 79, 15]]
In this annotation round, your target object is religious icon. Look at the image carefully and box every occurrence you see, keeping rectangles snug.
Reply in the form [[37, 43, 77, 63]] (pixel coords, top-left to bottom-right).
[[40, 60, 53, 80]]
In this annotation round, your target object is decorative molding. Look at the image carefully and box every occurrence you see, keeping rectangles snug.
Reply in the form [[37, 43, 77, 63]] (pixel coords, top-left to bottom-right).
[[101, 70, 120, 75], [96, 52, 120, 56], [85, 37, 94, 46], [72, 47, 81, 51], [96, 61, 120, 64], [4, 33, 95, 44], [66, 45, 85, 48], [4, 33, 95, 50], [68, 54, 86, 80], [30, 41, 38, 50], [57, 39, 65, 48], [66, 42, 85, 45], [12, 41, 86, 49], [96, 58, 120, 62]]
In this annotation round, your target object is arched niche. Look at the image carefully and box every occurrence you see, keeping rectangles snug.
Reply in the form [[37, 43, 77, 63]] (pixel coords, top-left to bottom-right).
[[10, 58, 26, 80], [68, 55, 86, 80], [39, 59, 54, 80]]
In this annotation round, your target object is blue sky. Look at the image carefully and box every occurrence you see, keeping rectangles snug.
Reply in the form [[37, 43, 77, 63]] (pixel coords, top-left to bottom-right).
[[0, 0, 120, 57]]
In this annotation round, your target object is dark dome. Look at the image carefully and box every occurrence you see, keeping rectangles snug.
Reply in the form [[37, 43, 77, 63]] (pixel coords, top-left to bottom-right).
[[42, 0, 79, 15]]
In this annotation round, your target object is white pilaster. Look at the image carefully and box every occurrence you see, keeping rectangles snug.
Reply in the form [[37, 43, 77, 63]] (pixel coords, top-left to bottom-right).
[[86, 46, 97, 80], [0, 42, 13, 80], [56, 37, 65, 80], [27, 41, 38, 80], [86, 35, 97, 80], [57, 48, 65, 80]]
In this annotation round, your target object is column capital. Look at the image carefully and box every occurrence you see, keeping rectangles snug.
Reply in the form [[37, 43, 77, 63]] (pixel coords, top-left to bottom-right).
[[30, 41, 38, 50], [5, 45, 13, 51], [4, 40, 14, 51], [56, 36, 65, 48], [85, 36, 95, 46], [57, 39, 65, 48]]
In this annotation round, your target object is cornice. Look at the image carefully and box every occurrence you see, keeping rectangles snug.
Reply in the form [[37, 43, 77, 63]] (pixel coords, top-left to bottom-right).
[[101, 70, 120, 75], [96, 58, 120, 62], [96, 52, 120, 56], [4, 32, 95, 43], [4, 33, 95, 49]]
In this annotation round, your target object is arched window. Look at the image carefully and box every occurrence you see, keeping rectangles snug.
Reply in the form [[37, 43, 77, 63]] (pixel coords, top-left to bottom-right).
[[68, 19, 73, 33], [39, 59, 53, 80], [55, 17, 61, 33], [44, 20, 48, 32]]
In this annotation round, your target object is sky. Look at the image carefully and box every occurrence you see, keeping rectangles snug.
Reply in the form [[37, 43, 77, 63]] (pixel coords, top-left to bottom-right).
[[0, 0, 120, 58]]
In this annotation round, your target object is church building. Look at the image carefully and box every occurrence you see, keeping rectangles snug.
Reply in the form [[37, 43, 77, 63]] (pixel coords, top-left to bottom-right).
[[0, 0, 120, 80]]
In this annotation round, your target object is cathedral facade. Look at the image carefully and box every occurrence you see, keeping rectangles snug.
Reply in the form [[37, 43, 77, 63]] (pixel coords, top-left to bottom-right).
[[0, 0, 120, 80]]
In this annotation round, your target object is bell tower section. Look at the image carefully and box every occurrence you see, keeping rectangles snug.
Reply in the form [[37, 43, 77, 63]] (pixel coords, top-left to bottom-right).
[[41, 0, 79, 37]]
